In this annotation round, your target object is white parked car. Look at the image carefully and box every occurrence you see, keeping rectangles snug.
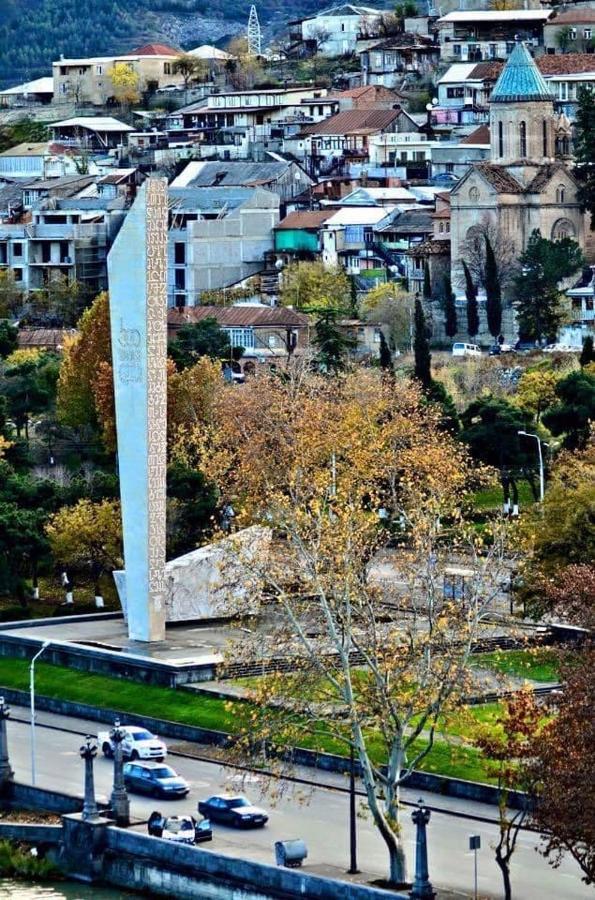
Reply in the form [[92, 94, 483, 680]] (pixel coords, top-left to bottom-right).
[[98, 725, 167, 761], [543, 344, 578, 354], [452, 342, 482, 358]]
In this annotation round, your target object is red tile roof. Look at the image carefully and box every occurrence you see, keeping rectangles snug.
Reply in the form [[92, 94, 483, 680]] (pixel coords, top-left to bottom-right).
[[276, 210, 334, 230], [460, 124, 490, 144], [301, 108, 402, 136], [131, 43, 181, 56], [470, 53, 595, 81], [168, 305, 310, 329], [548, 8, 595, 25]]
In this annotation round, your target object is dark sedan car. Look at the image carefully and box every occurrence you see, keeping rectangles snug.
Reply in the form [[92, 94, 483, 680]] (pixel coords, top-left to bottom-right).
[[197, 794, 268, 828], [123, 762, 189, 799]]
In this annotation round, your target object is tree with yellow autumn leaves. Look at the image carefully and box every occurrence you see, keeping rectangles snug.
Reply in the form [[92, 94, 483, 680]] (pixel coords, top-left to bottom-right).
[[172, 362, 508, 885]]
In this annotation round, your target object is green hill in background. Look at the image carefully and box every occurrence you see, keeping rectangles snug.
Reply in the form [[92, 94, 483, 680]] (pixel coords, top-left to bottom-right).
[[0, 0, 331, 88]]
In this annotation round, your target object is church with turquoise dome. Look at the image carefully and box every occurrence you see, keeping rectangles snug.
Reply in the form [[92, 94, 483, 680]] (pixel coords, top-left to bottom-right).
[[448, 41, 584, 339]]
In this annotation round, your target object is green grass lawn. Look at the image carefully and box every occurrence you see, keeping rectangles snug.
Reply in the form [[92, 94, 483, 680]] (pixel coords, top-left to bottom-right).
[[471, 649, 560, 683], [473, 481, 537, 513], [0, 657, 499, 784]]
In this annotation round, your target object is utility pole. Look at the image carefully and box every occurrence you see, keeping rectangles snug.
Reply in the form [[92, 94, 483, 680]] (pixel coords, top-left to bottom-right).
[[247, 5, 262, 56]]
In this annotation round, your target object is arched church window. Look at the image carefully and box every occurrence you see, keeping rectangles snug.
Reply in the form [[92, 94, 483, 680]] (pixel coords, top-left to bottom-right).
[[552, 218, 575, 241], [519, 121, 527, 158], [556, 185, 566, 204], [498, 121, 503, 158], [543, 120, 548, 158]]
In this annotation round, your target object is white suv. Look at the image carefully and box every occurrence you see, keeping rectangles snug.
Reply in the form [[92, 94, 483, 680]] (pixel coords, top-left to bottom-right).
[[98, 725, 167, 761]]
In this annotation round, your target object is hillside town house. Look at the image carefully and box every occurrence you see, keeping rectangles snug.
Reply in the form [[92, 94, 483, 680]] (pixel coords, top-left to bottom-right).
[[165, 86, 330, 160], [287, 4, 385, 57], [359, 33, 440, 87], [543, 6, 595, 55], [167, 304, 310, 372], [167, 185, 279, 308], [285, 105, 420, 176], [52, 43, 184, 105], [436, 9, 553, 63]]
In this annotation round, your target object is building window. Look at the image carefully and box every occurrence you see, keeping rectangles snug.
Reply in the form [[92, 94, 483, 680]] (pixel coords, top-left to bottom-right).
[[453, 44, 461, 55], [174, 242, 185, 264], [227, 327, 254, 349], [585, 28, 592, 40], [12, 242, 22, 257], [164, 62, 172, 74], [489, 44, 497, 58], [446, 87, 464, 99], [95, 65, 103, 75], [519, 121, 527, 158], [498, 120, 504, 157], [12, 268, 22, 281], [174, 269, 185, 290], [570, 28, 577, 40], [556, 185, 566, 203], [543, 120, 548, 157], [506, 42, 515, 54]]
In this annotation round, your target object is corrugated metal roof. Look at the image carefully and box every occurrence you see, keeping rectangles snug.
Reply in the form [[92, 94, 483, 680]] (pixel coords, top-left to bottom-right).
[[172, 160, 297, 189], [301, 108, 401, 136], [438, 9, 551, 22], [168, 186, 255, 212], [491, 42, 555, 104], [326, 206, 394, 226], [49, 117, 134, 132], [0, 77, 53, 97], [168, 305, 309, 328]]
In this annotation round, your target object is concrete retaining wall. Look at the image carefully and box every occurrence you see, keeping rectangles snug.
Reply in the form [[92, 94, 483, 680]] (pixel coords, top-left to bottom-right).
[[4, 781, 108, 815], [103, 828, 405, 900], [1, 688, 525, 809], [0, 632, 216, 687]]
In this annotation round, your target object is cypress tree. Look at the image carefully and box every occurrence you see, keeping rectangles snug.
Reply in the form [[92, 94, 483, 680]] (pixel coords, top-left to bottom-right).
[[423, 261, 432, 299], [580, 334, 594, 368], [414, 297, 432, 387], [484, 235, 502, 338], [378, 330, 393, 372], [463, 260, 480, 338], [443, 276, 457, 339]]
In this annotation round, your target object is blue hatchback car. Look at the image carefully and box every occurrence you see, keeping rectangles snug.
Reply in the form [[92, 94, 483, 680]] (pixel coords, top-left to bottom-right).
[[123, 761, 189, 799]]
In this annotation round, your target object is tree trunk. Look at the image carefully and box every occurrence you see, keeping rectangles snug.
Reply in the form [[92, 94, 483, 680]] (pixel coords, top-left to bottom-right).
[[388, 838, 407, 885], [495, 849, 512, 900]]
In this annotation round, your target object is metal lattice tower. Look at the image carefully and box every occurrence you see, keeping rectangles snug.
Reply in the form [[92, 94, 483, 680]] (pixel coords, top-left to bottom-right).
[[247, 5, 262, 56]]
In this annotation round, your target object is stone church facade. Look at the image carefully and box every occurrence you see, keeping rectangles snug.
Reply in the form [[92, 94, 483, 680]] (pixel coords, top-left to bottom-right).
[[447, 41, 584, 344]]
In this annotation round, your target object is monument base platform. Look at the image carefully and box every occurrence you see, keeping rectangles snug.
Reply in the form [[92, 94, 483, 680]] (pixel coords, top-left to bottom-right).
[[0, 613, 244, 686]]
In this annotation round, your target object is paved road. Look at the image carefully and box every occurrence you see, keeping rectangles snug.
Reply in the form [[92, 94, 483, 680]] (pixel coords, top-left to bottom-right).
[[5, 708, 592, 900]]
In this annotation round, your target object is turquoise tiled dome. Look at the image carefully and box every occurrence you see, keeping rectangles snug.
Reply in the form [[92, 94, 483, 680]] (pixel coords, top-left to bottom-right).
[[491, 42, 554, 103]]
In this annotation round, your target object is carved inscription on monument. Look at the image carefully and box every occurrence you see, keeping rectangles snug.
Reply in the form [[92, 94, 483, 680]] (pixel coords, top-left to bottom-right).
[[145, 179, 168, 613], [116, 320, 143, 385]]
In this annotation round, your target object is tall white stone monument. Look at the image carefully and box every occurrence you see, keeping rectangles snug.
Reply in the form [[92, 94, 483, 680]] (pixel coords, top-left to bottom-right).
[[107, 179, 168, 642]]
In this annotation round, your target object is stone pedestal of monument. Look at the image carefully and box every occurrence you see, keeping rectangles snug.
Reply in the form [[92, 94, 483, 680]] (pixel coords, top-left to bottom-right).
[[115, 526, 271, 623]]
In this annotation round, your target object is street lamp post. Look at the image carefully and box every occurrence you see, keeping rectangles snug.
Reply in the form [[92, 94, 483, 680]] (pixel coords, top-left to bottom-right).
[[518, 431, 547, 502], [30, 640, 50, 785]]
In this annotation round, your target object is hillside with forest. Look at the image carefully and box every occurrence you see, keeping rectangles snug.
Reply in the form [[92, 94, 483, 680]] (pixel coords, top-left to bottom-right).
[[0, 0, 340, 88]]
